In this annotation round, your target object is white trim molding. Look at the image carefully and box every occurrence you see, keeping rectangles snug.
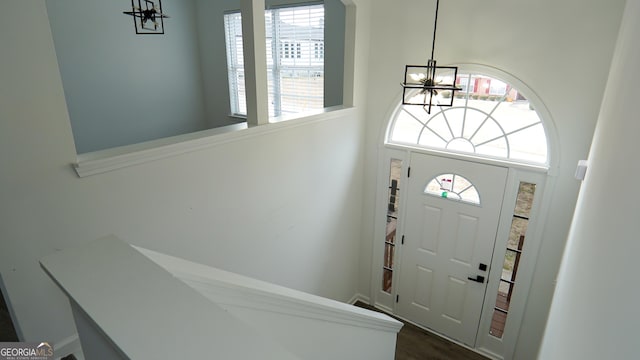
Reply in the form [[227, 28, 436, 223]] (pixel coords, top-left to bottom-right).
[[54, 334, 83, 360], [136, 245, 403, 334], [73, 106, 354, 177]]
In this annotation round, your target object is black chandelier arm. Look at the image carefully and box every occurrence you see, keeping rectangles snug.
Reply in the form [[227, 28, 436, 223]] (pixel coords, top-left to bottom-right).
[[401, 0, 460, 114], [431, 0, 440, 61], [122, 9, 169, 20]]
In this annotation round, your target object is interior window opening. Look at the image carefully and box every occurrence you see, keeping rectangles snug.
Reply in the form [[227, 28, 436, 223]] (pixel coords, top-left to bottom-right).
[[224, 3, 325, 119]]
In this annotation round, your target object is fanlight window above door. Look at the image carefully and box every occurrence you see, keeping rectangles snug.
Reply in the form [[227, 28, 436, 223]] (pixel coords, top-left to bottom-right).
[[388, 72, 549, 166], [425, 174, 480, 205]]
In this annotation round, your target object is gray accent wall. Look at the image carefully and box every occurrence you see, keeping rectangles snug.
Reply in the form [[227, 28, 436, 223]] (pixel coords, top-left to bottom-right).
[[323, 0, 345, 108], [47, 0, 209, 153], [47, 0, 345, 153]]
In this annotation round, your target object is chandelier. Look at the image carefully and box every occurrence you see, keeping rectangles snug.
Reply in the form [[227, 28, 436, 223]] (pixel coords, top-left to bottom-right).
[[401, 0, 461, 114]]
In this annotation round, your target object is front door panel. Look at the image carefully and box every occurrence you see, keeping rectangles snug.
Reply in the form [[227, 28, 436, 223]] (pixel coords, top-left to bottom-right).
[[396, 153, 507, 346]]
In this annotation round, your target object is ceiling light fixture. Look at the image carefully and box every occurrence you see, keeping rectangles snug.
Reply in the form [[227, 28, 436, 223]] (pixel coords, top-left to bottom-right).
[[123, 0, 169, 35], [401, 0, 461, 114]]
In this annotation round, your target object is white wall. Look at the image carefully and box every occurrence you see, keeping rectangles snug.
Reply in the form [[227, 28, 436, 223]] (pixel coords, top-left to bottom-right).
[[540, 0, 640, 358], [5, 0, 627, 356], [0, 0, 369, 350], [47, 0, 209, 153], [358, 1, 625, 358]]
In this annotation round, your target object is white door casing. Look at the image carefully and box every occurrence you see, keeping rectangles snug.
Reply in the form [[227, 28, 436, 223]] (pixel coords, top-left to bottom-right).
[[396, 153, 508, 347]]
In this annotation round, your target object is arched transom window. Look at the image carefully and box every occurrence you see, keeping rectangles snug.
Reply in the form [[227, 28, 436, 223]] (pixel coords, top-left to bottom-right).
[[425, 173, 480, 205], [387, 72, 549, 165]]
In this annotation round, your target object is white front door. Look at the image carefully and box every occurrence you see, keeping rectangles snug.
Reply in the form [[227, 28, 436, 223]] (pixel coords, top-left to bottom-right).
[[396, 153, 507, 346]]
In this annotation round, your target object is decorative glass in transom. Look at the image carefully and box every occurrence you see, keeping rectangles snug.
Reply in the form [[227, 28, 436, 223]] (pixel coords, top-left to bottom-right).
[[388, 73, 548, 165]]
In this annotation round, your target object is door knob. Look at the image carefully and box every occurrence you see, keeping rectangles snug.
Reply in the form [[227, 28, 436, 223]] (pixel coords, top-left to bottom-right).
[[467, 275, 485, 283]]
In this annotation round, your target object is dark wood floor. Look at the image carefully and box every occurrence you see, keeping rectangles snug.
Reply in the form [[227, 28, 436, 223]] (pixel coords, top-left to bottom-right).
[[0, 290, 18, 341], [355, 302, 488, 360]]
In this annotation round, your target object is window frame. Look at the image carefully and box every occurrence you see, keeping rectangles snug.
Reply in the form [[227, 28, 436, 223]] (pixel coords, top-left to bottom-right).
[[224, 3, 325, 119], [374, 65, 557, 359], [386, 66, 554, 169], [424, 173, 481, 205], [223, 11, 246, 117]]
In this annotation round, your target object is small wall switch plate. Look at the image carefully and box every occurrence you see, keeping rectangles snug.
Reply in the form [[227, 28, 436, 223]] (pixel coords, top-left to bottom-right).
[[575, 160, 588, 180]]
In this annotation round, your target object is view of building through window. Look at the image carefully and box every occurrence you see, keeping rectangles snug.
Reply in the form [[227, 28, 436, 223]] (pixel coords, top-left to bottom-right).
[[490, 181, 536, 338], [388, 73, 548, 166], [224, 4, 325, 119], [382, 159, 403, 294]]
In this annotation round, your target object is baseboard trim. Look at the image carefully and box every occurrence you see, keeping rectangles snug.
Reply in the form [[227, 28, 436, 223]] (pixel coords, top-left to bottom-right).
[[347, 293, 370, 305], [54, 334, 83, 360], [371, 302, 394, 315]]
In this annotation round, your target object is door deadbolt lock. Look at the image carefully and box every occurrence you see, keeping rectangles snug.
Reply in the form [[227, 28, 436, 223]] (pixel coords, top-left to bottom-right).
[[468, 275, 485, 283]]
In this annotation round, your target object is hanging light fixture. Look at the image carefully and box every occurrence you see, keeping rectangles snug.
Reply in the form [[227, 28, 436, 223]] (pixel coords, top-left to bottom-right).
[[401, 0, 461, 114], [123, 0, 170, 35]]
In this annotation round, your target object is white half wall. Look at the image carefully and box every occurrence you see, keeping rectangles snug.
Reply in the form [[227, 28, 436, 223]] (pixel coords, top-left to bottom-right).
[[0, 0, 369, 348]]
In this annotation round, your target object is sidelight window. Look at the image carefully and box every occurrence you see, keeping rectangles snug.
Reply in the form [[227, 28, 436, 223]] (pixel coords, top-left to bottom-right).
[[382, 159, 403, 293], [489, 181, 536, 338]]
